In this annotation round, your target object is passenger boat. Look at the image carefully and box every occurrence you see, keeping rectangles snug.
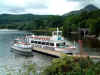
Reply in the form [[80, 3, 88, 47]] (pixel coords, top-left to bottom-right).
[[28, 28, 76, 55], [11, 38, 33, 56]]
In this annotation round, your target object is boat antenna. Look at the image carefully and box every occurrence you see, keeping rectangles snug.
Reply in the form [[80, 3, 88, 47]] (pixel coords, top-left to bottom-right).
[[57, 27, 59, 32], [74, 40, 76, 48], [57, 27, 59, 37]]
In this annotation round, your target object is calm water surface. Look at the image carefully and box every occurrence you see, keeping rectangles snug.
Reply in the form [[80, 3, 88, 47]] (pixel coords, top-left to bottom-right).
[[0, 30, 100, 75], [0, 30, 54, 75], [66, 34, 100, 56]]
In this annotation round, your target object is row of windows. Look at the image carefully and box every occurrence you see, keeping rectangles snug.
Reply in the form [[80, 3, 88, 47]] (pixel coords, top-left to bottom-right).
[[31, 41, 54, 46]]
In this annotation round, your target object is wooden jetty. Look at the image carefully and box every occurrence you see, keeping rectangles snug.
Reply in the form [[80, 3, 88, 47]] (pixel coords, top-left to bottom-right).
[[32, 48, 100, 59], [32, 47, 63, 57]]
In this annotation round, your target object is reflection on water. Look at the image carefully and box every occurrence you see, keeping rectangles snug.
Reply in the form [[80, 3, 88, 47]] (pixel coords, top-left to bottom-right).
[[66, 34, 100, 56], [0, 52, 53, 75], [0, 30, 53, 75]]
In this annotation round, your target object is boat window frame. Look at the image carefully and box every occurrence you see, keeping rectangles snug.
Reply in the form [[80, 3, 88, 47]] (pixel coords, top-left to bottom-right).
[[45, 42, 49, 45], [38, 41, 41, 44], [56, 42, 65, 47], [34, 41, 37, 44], [42, 42, 45, 45], [31, 40, 35, 43], [49, 43, 54, 46], [54, 32, 57, 35], [58, 32, 62, 36]]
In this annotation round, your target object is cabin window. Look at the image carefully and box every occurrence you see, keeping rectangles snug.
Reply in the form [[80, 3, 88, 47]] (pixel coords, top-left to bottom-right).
[[50, 43, 54, 46], [38, 41, 41, 44], [54, 32, 57, 35], [42, 42, 45, 45], [31, 41, 35, 43], [58, 32, 62, 35], [56, 42, 65, 47], [34, 41, 37, 44], [45, 42, 49, 45]]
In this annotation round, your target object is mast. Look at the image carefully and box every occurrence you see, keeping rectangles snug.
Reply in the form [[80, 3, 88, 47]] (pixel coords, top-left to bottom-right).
[[57, 27, 59, 37]]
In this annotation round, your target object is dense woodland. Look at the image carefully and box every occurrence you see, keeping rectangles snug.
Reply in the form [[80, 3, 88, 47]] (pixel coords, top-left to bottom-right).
[[63, 10, 100, 37], [0, 5, 100, 37], [0, 14, 63, 30]]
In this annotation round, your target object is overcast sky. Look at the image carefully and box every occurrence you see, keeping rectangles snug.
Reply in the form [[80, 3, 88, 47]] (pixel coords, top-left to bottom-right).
[[0, 0, 99, 15]]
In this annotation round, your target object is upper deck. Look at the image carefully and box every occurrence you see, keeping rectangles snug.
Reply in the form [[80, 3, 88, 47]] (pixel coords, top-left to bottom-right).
[[29, 27, 64, 41]]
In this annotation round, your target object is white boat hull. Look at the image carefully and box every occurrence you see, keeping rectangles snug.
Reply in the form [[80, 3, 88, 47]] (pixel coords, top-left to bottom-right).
[[11, 45, 33, 56]]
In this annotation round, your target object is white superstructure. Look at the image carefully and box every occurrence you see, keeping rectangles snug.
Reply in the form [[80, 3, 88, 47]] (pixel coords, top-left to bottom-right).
[[28, 28, 76, 54]]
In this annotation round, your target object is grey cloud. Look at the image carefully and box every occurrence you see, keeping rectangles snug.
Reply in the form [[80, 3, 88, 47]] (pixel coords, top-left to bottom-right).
[[66, 0, 94, 2], [66, 0, 94, 5], [0, 0, 48, 14], [27, 2, 48, 9], [0, 6, 26, 13], [7, 8, 26, 13], [66, 0, 98, 8], [6, 5, 47, 13]]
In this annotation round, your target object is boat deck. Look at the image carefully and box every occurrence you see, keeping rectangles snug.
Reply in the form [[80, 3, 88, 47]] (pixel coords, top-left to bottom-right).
[[32, 47, 64, 57]]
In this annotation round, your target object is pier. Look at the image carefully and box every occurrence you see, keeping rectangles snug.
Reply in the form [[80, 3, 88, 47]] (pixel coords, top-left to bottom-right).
[[32, 48, 100, 59], [32, 47, 64, 57]]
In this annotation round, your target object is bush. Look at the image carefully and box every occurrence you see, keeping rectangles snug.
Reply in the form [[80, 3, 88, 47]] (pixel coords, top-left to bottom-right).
[[42, 55, 100, 75]]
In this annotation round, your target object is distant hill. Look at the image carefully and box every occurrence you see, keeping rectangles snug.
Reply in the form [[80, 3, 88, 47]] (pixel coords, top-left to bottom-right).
[[0, 14, 63, 30], [0, 14, 52, 25], [63, 4, 99, 16]]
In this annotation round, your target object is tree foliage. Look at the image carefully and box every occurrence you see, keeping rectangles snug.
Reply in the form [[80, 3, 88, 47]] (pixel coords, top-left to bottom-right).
[[42, 55, 100, 75], [63, 10, 100, 37], [0, 14, 63, 30]]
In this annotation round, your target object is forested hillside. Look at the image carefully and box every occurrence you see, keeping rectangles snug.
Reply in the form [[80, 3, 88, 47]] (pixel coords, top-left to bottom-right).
[[0, 5, 100, 36], [63, 10, 100, 37], [0, 14, 63, 30]]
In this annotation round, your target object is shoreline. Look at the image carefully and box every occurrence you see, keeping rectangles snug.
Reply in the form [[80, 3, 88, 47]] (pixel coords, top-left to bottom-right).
[[0, 29, 19, 31]]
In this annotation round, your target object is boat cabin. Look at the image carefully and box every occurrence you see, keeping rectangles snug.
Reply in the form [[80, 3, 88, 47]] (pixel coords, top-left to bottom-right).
[[31, 39, 66, 48], [29, 28, 68, 49]]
